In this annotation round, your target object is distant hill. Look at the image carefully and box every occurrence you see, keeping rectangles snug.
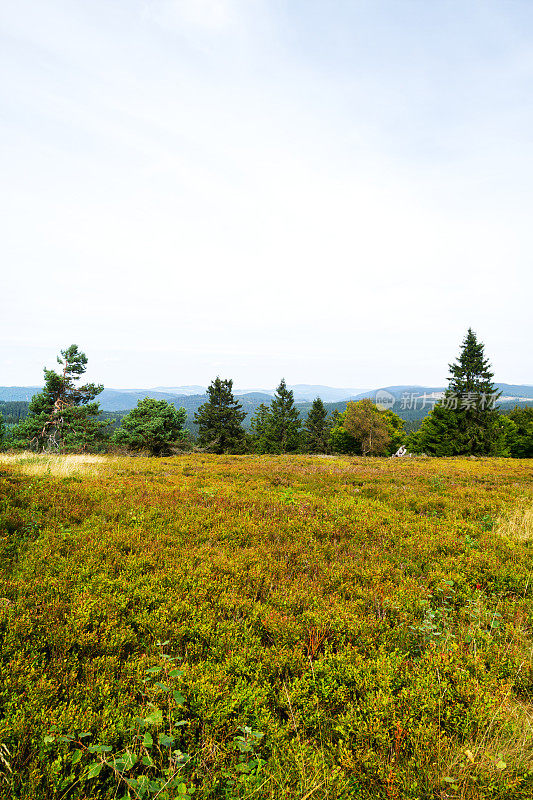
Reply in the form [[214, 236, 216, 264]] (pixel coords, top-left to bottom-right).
[[151, 385, 206, 396], [0, 386, 42, 402], [151, 384, 364, 401], [287, 384, 364, 401], [350, 383, 533, 403]]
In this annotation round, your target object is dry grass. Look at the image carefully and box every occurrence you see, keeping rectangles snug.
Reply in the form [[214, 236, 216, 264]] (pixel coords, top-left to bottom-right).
[[439, 696, 533, 797], [0, 451, 108, 477], [497, 507, 533, 543]]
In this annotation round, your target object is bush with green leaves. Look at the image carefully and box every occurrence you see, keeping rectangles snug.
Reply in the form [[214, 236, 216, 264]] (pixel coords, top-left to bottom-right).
[[113, 398, 187, 456], [43, 643, 194, 799]]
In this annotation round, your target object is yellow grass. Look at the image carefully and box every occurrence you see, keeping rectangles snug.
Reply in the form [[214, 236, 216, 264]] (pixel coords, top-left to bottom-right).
[[0, 451, 108, 477], [497, 507, 533, 542], [440, 696, 533, 797]]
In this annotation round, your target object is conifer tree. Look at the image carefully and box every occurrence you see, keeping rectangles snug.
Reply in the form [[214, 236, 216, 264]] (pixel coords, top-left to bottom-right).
[[113, 398, 187, 456], [416, 328, 502, 455], [13, 345, 107, 452], [267, 378, 301, 453], [249, 403, 272, 453], [0, 411, 5, 451], [303, 397, 330, 453], [194, 377, 246, 454]]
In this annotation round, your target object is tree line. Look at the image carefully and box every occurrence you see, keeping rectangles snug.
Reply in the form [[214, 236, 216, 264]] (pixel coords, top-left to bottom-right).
[[1, 331, 531, 457]]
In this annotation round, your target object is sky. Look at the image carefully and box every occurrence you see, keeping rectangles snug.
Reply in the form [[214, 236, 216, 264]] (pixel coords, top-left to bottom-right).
[[1, 0, 532, 390]]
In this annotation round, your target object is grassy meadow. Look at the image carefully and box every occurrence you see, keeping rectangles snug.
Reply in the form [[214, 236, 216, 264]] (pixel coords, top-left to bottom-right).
[[1, 453, 533, 799]]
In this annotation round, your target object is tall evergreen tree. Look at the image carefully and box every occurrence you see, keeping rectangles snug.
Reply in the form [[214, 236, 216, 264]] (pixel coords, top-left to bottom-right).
[[249, 403, 272, 453], [267, 378, 301, 453], [194, 377, 246, 454], [416, 328, 502, 455], [13, 345, 107, 452], [303, 397, 330, 453]]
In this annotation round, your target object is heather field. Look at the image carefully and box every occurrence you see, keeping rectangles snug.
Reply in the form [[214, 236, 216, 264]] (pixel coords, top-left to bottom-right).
[[1, 454, 533, 800]]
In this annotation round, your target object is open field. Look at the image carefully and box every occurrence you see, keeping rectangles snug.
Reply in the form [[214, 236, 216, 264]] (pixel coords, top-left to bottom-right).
[[1, 454, 533, 799]]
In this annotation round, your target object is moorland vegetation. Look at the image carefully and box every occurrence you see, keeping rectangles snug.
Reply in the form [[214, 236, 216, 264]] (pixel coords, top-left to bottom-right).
[[0, 453, 532, 799]]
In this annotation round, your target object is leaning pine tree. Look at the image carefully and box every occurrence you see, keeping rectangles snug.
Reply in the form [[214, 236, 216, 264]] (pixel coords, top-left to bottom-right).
[[194, 377, 246, 454], [13, 344, 107, 452], [415, 328, 502, 456]]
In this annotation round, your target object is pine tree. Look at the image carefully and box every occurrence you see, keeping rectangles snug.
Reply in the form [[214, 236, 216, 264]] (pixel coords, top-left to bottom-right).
[[194, 377, 246, 454], [13, 345, 107, 452], [303, 397, 330, 453], [417, 328, 502, 455], [267, 379, 301, 453], [113, 398, 187, 456]]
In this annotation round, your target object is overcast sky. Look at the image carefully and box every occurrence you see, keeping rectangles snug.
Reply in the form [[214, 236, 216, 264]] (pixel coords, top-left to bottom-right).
[[1, 0, 532, 390]]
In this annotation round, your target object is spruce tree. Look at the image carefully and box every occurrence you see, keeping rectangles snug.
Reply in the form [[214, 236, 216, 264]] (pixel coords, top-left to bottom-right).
[[194, 377, 246, 454], [249, 403, 272, 453], [13, 345, 107, 452], [417, 328, 502, 455], [303, 397, 330, 453], [267, 378, 301, 453]]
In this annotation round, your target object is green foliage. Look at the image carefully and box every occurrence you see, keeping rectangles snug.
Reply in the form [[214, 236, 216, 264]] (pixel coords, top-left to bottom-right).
[[416, 329, 503, 456], [382, 409, 406, 454], [343, 399, 392, 455], [249, 403, 271, 453], [302, 397, 330, 453], [504, 406, 533, 458], [328, 410, 360, 454], [113, 399, 187, 456], [1, 454, 533, 799], [43, 643, 195, 799], [250, 379, 301, 453], [268, 379, 301, 452], [11, 345, 107, 453], [329, 405, 405, 456], [0, 414, 5, 451], [194, 377, 246, 454], [0, 401, 29, 427]]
